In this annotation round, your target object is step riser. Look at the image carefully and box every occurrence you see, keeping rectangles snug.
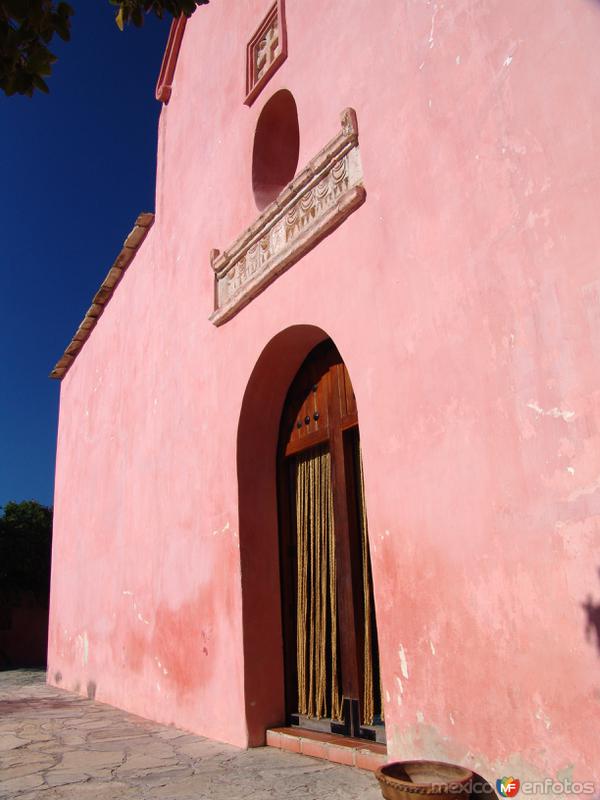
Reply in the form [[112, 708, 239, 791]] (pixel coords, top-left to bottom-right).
[[266, 729, 386, 772]]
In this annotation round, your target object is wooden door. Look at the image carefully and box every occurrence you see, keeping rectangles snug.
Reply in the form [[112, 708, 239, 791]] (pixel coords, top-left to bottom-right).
[[278, 340, 384, 742]]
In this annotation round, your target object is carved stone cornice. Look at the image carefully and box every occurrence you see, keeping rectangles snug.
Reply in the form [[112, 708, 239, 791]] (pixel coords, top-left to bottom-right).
[[155, 15, 187, 104], [50, 213, 154, 380], [209, 108, 366, 326]]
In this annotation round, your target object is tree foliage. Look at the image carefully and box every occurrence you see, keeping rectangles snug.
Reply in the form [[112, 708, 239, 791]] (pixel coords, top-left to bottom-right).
[[0, 0, 209, 97], [0, 500, 53, 599]]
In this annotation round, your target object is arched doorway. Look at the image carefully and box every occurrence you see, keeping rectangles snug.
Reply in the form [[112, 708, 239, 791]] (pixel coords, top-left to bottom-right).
[[237, 325, 329, 746], [277, 340, 385, 742]]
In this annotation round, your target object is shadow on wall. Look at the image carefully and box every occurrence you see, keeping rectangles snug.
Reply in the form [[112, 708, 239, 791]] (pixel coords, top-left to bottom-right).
[[582, 568, 600, 655]]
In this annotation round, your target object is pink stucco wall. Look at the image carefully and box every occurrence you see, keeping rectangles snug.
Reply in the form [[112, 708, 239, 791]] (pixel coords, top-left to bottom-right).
[[49, 0, 599, 785]]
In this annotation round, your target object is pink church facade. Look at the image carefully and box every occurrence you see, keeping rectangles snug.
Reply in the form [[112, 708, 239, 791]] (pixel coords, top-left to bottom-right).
[[49, 0, 599, 787]]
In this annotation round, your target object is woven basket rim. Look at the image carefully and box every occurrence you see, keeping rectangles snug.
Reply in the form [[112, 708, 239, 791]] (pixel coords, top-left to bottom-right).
[[375, 761, 473, 795]]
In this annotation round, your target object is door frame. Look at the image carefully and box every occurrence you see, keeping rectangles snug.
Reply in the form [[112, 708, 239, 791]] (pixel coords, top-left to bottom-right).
[[276, 339, 380, 740]]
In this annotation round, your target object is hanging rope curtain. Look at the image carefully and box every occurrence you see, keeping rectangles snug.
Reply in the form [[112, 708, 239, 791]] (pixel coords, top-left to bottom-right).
[[295, 446, 342, 721], [354, 434, 383, 725]]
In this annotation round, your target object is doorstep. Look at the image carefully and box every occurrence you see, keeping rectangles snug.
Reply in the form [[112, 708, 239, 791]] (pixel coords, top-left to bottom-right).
[[266, 726, 387, 772]]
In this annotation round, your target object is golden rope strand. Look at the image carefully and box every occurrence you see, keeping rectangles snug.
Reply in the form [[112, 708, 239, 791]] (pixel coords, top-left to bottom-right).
[[321, 450, 328, 718], [307, 455, 316, 717], [302, 456, 310, 716], [328, 452, 342, 721], [314, 450, 323, 717], [296, 457, 308, 715], [318, 450, 328, 717], [295, 457, 302, 714], [358, 439, 374, 725], [303, 456, 309, 716]]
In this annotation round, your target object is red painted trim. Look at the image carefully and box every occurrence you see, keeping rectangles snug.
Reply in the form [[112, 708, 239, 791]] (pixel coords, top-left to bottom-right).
[[155, 15, 187, 104], [244, 0, 287, 107]]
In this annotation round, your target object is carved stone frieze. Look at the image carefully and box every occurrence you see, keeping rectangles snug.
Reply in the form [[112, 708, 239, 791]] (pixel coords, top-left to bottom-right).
[[209, 108, 365, 326]]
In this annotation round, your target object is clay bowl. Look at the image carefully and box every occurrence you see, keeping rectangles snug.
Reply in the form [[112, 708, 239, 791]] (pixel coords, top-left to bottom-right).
[[375, 760, 473, 800]]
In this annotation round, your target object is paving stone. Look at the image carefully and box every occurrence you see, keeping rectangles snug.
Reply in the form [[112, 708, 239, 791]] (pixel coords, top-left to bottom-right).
[[155, 728, 191, 741], [60, 732, 88, 746], [117, 752, 180, 774], [0, 759, 53, 782], [0, 669, 381, 800], [128, 765, 195, 787], [1, 749, 54, 768], [0, 732, 27, 750], [0, 771, 45, 796], [58, 748, 125, 774], [87, 727, 151, 741], [44, 770, 92, 788]]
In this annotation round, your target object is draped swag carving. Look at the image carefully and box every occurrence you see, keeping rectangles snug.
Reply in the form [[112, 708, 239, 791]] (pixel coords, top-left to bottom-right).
[[209, 109, 365, 326]]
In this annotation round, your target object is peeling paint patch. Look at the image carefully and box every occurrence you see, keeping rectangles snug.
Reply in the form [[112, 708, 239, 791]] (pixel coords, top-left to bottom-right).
[[416, 710, 425, 723], [429, 639, 436, 655], [389, 722, 564, 783], [399, 644, 409, 679], [212, 521, 231, 536], [535, 706, 551, 730], [526, 209, 550, 228], [449, 712, 455, 725], [124, 591, 152, 626], [566, 466, 575, 476], [526, 401, 575, 422], [556, 765, 574, 783], [503, 55, 513, 67], [455, 55, 460, 65], [427, 4, 439, 50], [154, 656, 169, 676], [76, 632, 89, 666], [566, 475, 600, 502]]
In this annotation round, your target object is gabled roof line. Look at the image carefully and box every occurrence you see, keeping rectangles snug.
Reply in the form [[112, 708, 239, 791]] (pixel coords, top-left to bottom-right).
[[155, 15, 187, 104], [50, 213, 155, 381]]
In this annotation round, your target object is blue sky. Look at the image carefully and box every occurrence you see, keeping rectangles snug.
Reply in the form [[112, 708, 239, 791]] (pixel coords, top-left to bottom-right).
[[1, 5, 176, 509]]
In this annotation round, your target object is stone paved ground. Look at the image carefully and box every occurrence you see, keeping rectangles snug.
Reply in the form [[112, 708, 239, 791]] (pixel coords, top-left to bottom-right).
[[0, 670, 381, 800]]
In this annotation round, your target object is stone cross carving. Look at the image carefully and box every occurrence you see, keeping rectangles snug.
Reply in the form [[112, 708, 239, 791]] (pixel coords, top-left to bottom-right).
[[255, 19, 279, 80], [245, 1, 287, 105]]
